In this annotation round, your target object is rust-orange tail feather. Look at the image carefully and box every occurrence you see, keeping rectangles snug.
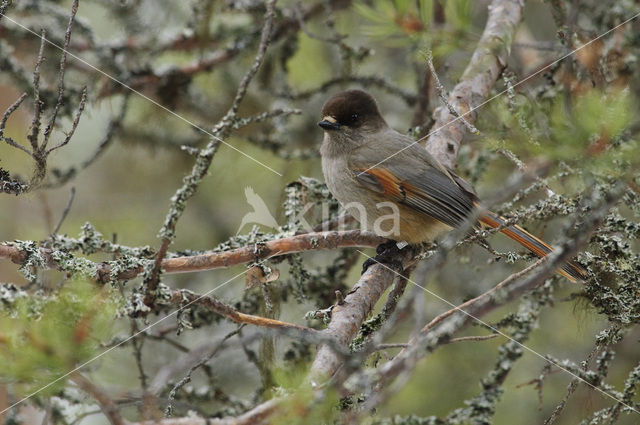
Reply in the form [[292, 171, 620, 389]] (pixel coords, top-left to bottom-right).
[[479, 210, 587, 282]]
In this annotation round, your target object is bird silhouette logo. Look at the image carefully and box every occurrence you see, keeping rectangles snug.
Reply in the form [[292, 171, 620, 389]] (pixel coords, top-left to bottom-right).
[[236, 187, 279, 234]]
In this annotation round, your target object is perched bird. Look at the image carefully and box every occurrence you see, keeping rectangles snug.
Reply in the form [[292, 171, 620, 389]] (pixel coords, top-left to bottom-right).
[[318, 89, 586, 281]]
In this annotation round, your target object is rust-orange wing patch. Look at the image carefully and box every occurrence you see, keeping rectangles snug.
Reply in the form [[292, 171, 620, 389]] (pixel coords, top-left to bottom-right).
[[353, 167, 468, 229], [354, 168, 404, 199]]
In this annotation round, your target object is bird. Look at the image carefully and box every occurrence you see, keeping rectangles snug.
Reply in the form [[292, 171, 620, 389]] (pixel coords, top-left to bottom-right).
[[317, 89, 586, 282]]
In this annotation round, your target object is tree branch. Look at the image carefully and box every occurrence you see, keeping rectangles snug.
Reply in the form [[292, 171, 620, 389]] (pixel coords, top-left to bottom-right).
[[425, 0, 525, 168], [145, 0, 278, 307], [0, 230, 384, 281], [308, 249, 416, 383], [169, 289, 318, 334], [368, 183, 622, 400]]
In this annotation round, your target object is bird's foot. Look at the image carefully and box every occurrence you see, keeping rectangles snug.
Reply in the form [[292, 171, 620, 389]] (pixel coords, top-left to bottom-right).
[[361, 240, 409, 274]]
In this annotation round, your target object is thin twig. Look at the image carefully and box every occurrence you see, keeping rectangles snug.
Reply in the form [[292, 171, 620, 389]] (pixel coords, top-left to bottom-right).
[[446, 334, 499, 344], [46, 94, 130, 188], [227, 0, 277, 119], [0, 92, 30, 155], [425, 50, 479, 135], [419, 256, 548, 335], [52, 186, 76, 235], [27, 29, 46, 152], [375, 334, 497, 351], [172, 289, 318, 334], [146, 0, 277, 307], [165, 328, 242, 418], [46, 86, 87, 154], [71, 373, 125, 425], [543, 343, 602, 424], [42, 0, 79, 149], [130, 319, 148, 391]]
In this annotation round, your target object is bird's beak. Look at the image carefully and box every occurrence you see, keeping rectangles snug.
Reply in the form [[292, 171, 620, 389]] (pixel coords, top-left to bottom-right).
[[318, 116, 340, 131]]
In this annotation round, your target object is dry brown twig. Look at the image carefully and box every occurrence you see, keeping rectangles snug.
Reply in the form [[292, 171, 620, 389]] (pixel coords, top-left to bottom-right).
[[170, 289, 318, 334]]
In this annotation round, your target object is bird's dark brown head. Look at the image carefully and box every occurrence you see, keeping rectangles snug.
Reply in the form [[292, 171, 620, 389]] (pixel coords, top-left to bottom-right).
[[318, 90, 386, 132]]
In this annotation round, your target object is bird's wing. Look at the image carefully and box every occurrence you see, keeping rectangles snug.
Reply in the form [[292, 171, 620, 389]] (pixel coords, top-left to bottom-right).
[[349, 154, 477, 229]]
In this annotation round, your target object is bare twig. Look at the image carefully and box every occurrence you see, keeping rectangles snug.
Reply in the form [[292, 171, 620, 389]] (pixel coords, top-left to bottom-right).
[[46, 86, 87, 154], [71, 373, 125, 425], [129, 319, 148, 391], [418, 257, 548, 336], [46, 94, 130, 188], [543, 344, 602, 424], [0, 92, 30, 155], [170, 290, 318, 334], [52, 186, 76, 235], [446, 334, 499, 344], [42, 0, 79, 149], [225, 0, 276, 120], [375, 334, 497, 351], [164, 328, 242, 418], [27, 29, 46, 153]]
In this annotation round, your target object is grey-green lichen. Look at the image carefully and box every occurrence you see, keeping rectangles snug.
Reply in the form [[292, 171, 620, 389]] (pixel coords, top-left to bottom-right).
[[9, 240, 47, 281], [51, 222, 155, 258], [158, 140, 221, 240]]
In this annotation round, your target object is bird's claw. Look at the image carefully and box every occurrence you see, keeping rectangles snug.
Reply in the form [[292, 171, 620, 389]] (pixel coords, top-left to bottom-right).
[[362, 240, 406, 274]]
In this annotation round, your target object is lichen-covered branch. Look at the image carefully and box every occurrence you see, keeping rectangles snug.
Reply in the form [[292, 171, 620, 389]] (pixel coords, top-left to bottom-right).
[[425, 0, 524, 168], [0, 230, 383, 281], [144, 0, 278, 306], [308, 249, 417, 383], [168, 289, 318, 334], [364, 184, 623, 407]]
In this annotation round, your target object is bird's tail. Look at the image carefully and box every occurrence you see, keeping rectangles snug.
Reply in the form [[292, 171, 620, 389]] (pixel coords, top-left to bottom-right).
[[479, 210, 587, 282]]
